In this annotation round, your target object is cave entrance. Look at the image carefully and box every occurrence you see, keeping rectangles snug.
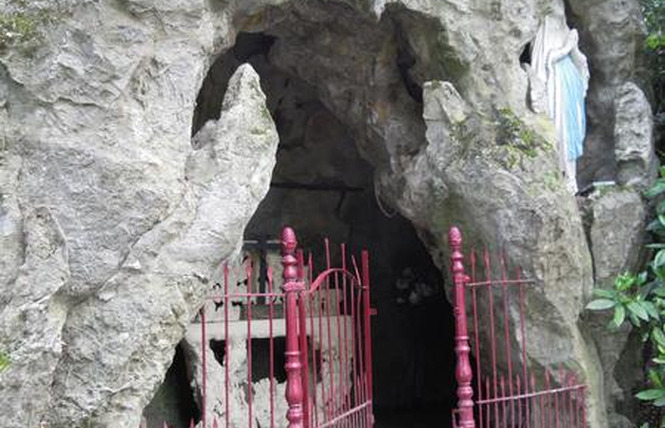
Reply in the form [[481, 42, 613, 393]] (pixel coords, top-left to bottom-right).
[[206, 32, 456, 427], [146, 15, 457, 424]]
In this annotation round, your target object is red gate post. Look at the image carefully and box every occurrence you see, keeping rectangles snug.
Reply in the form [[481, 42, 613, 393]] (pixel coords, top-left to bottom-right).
[[361, 250, 375, 427], [296, 249, 311, 428], [449, 227, 475, 428], [200, 307, 207, 428], [282, 227, 305, 428]]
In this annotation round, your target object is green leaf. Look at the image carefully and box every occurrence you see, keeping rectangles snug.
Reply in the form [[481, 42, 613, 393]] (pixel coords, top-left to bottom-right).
[[655, 250, 665, 269], [653, 327, 665, 348], [654, 396, 665, 407], [636, 389, 665, 400], [586, 299, 616, 310], [593, 289, 617, 299], [641, 280, 659, 299], [646, 34, 665, 50], [655, 266, 665, 282], [649, 370, 664, 388], [616, 273, 637, 291], [645, 301, 661, 320], [645, 180, 665, 199], [628, 301, 651, 321], [648, 218, 665, 233], [630, 311, 642, 327], [613, 305, 626, 327]]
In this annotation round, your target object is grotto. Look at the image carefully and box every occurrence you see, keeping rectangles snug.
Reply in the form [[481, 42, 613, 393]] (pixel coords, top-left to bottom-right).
[[151, 30, 456, 427], [0, 0, 659, 427]]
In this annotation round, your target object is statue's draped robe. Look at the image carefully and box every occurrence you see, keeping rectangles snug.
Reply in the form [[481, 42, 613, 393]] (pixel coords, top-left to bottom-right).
[[532, 15, 589, 193]]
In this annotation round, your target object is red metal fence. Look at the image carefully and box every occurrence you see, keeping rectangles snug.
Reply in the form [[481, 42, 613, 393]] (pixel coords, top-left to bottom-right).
[[449, 227, 587, 428], [145, 226, 374, 428], [296, 233, 374, 428]]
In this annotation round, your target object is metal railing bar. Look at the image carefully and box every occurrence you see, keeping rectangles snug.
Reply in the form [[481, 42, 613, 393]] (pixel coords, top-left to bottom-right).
[[475, 384, 586, 404]]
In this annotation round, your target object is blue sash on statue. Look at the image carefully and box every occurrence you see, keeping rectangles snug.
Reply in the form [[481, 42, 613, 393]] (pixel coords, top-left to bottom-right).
[[555, 55, 587, 161]]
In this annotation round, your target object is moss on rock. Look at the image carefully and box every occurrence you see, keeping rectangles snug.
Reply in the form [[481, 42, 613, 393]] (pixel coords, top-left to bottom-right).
[[0, 12, 40, 48], [0, 1, 64, 52], [0, 351, 10, 372], [494, 107, 553, 170]]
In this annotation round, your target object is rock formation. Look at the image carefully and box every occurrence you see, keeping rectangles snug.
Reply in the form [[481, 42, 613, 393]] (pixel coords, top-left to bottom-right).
[[0, 0, 655, 426]]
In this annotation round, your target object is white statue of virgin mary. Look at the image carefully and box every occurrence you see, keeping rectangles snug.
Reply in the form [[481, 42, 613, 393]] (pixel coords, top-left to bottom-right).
[[530, 15, 590, 193]]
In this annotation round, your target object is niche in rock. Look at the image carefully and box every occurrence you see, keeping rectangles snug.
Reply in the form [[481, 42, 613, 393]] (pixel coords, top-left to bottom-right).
[[142, 344, 200, 428]]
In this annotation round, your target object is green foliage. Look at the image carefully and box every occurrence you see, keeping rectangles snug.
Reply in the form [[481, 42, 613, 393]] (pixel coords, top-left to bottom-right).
[[542, 171, 562, 192], [497, 108, 539, 154], [641, 0, 665, 39], [647, 34, 665, 51], [495, 108, 551, 169], [586, 272, 657, 329], [0, 11, 39, 48], [0, 1, 64, 51], [0, 352, 9, 372], [587, 167, 665, 425]]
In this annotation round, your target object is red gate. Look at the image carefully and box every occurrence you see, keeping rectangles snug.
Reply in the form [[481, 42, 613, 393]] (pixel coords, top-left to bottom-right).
[[448, 227, 587, 428], [288, 228, 375, 428], [147, 226, 374, 428]]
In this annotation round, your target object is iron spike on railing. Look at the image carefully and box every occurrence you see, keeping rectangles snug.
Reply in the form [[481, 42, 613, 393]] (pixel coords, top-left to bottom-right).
[[282, 226, 305, 428], [449, 226, 476, 428]]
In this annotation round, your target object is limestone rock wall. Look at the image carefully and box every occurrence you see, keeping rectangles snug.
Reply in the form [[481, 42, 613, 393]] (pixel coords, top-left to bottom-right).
[[0, 0, 654, 427], [583, 187, 648, 426], [0, 1, 280, 422]]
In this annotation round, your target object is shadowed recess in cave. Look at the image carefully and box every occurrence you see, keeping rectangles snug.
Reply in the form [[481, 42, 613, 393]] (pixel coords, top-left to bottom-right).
[[143, 344, 200, 428]]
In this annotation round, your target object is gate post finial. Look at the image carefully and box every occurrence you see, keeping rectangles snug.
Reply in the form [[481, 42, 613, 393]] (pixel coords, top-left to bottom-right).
[[282, 226, 305, 428], [449, 226, 476, 428]]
